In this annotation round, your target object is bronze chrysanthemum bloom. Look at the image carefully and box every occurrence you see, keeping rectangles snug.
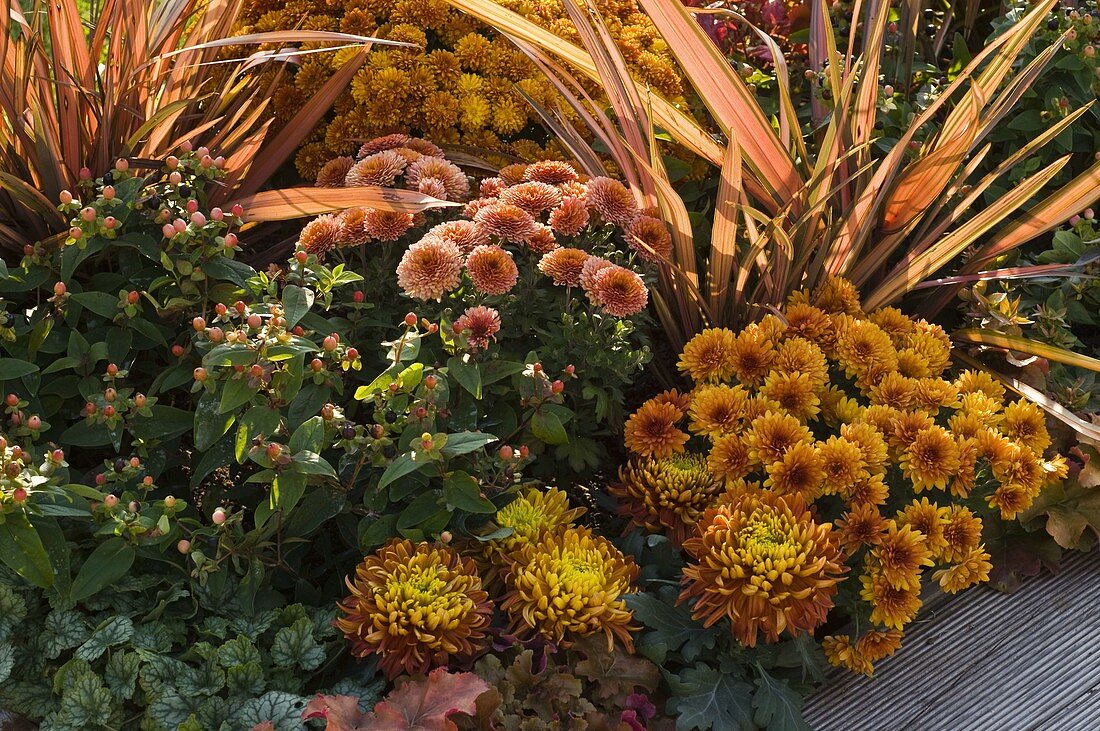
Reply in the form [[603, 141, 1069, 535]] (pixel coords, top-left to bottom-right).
[[417, 177, 448, 199], [315, 156, 355, 187], [396, 237, 463, 301], [548, 196, 590, 236], [525, 224, 558, 254], [538, 247, 590, 287], [613, 454, 724, 546], [364, 209, 414, 241], [578, 255, 614, 291], [478, 486, 586, 586], [465, 245, 519, 295], [500, 181, 563, 215], [501, 526, 639, 651], [345, 150, 409, 187], [427, 220, 488, 254], [298, 215, 342, 258], [335, 208, 371, 247], [356, 133, 413, 157], [406, 156, 469, 200], [623, 399, 690, 458], [678, 328, 737, 383], [473, 202, 539, 243], [479, 177, 505, 198], [587, 265, 648, 317], [336, 540, 492, 679], [626, 215, 672, 261], [680, 490, 845, 646], [454, 305, 501, 349], [524, 160, 579, 185], [584, 176, 639, 225]]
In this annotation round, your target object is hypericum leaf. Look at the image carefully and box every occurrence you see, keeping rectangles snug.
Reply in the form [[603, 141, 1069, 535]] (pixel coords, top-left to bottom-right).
[[442, 472, 496, 514], [667, 664, 754, 731], [439, 431, 497, 458], [70, 537, 135, 602], [0, 513, 53, 588], [530, 410, 568, 445], [0, 358, 39, 381]]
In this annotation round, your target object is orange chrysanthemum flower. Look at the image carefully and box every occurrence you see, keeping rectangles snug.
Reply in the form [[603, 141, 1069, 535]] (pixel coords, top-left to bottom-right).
[[813, 276, 863, 315], [955, 369, 1006, 403], [623, 400, 690, 458], [678, 328, 737, 383], [817, 436, 868, 495], [760, 371, 821, 422], [587, 265, 648, 317], [500, 181, 563, 215], [688, 384, 748, 439], [823, 635, 873, 675], [837, 502, 887, 552], [784, 303, 836, 349], [653, 388, 692, 413], [336, 540, 492, 679], [764, 441, 825, 498], [680, 491, 846, 646], [538, 247, 590, 286], [728, 329, 776, 386], [465, 245, 518, 295], [1000, 400, 1052, 454], [941, 505, 983, 563], [524, 160, 579, 185], [774, 337, 829, 387], [473, 202, 539, 243], [334, 208, 371, 247], [578, 256, 614, 291], [584, 176, 639, 225], [427, 220, 488, 254], [841, 422, 889, 474], [872, 523, 933, 590], [860, 569, 922, 630], [834, 316, 898, 386], [896, 498, 949, 559], [345, 150, 408, 187], [869, 372, 917, 410], [525, 224, 557, 254], [364, 209, 414, 241], [396, 237, 463, 301], [844, 473, 890, 506], [405, 156, 469, 200], [708, 433, 752, 482], [746, 412, 812, 465], [856, 629, 903, 662], [932, 546, 992, 594], [316, 156, 355, 187], [613, 455, 724, 546], [479, 177, 505, 198], [547, 197, 590, 236], [298, 214, 342, 258], [868, 307, 917, 344], [901, 426, 960, 492], [626, 215, 672, 261]]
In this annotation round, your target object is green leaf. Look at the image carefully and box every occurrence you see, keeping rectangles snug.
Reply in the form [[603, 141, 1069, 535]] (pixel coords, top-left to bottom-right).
[[447, 355, 482, 398], [104, 650, 141, 700], [195, 391, 235, 451], [668, 665, 754, 731], [440, 431, 497, 457], [218, 635, 262, 668], [233, 691, 310, 730], [203, 257, 257, 287], [54, 667, 114, 728], [75, 616, 135, 662], [43, 610, 89, 659], [625, 593, 719, 663], [0, 644, 15, 684], [235, 406, 282, 463], [270, 618, 326, 671], [398, 491, 444, 529], [290, 416, 326, 454], [282, 284, 315, 329], [480, 360, 526, 385], [530, 410, 569, 445], [443, 472, 496, 514], [219, 375, 258, 414], [0, 358, 38, 381], [59, 419, 115, 448], [226, 662, 266, 698], [379, 453, 426, 490], [0, 512, 53, 587], [70, 537, 135, 601], [292, 451, 338, 479], [752, 666, 811, 731], [358, 514, 399, 550], [202, 344, 258, 367], [128, 406, 193, 440], [272, 471, 307, 512], [70, 291, 120, 319]]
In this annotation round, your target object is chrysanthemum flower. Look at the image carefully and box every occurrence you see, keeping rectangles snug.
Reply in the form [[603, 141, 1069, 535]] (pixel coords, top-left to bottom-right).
[[1000, 400, 1051, 454], [473, 202, 538, 243], [614, 455, 724, 546], [955, 369, 1006, 403], [584, 176, 639, 225], [743, 395, 783, 423], [901, 426, 960, 492], [913, 378, 960, 413], [823, 635, 873, 675], [396, 237, 463, 301], [626, 215, 673, 261], [364, 209, 414, 241], [905, 321, 952, 376], [333, 208, 371, 247], [500, 181, 563, 215], [680, 490, 845, 646], [774, 337, 829, 388], [479, 177, 505, 198], [872, 523, 933, 590], [497, 163, 529, 185], [746, 412, 812, 465], [896, 498, 949, 559], [760, 371, 821, 422], [501, 526, 639, 651], [357, 133, 412, 158], [857, 629, 903, 662], [813, 276, 863, 315], [406, 156, 469, 200], [860, 569, 922, 630], [587, 265, 648, 317], [427, 220, 488, 254], [834, 316, 898, 386], [932, 546, 992, 594], [417, 177, 448, 199], [538, 247, 590, 286], [841, 422, 889, 474], [728, 329, 776, 386], [336, 540, 492, 679], [868, 307, 917, 344], [889, 410, 936, 452], [316, 156, 355, 187], [298, 215, 342, 258], [941, 506, 983, 563], [817, 436, 868, 495], [525, 224, 557, 254], [547, 197, 590, 236], [836, 502, 887, 552], [947, 411, 986, 441], [524, 160, 579, 185], [764, 442, 825, 498], [820, 386, 865, 425], [869, 372, 917, 410], [950, 436, 979, 498], [784, 303, 836, 349], [688, 384, 747, 439], [480, 488, 586, 585], [678, 328, 737, 383], [345, 150, 409, 187], [844, 473, 890, 506], [708, 433, 752, 482], [988, 481, 1032, 520], [454, 305, 501, 350], [623, 399, 690, 458], [959, 392, 1005, 426], [653, 388, 692, 412], [465, 245, 518, 295]]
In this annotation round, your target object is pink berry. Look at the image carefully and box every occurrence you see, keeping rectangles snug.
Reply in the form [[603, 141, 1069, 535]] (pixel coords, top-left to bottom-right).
[[102, 185, 115, 200], [12, 487, 27, 503], [177, 539, 191, 554], [212, 508, 227, 525], [81, 207, 96, 222], [190, 211, 206, 226], [115, 158, 129, 172], [59, 190, 73, 204], [104, 494, 118, 507]]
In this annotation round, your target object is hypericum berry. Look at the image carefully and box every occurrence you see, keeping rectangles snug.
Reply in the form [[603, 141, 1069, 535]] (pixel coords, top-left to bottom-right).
[[169, 171, 183, 185], [200, 154, 214, 168], [177, 539, 191, 554], [353, 291, 365, 303], [134, 394, 147, 408], [322, 336, 338, 352], [420, 433, 433, 449], [346, 347, 359, 360], [59, 190, 73, 204], [172, 344, 185, 358], [115, 158, 129, 172], [404, 312, 417, 327], [102, 185, 116, 200], [224, 233, 239, 249], [113, 458, 126, 472], [414, 406, 428, 419], [210, 207, 224, 221], [249, 364, 264, 378], [11, 487, 27, 503], [370, 424, 384, 439], [321, 404, 335, 420], [103, 405, 116, 418], [247, 314, 262, 329], [266, 443, 282, 461], [230, 204, 244, 217], [106, 363, 119, 376], [27, 415, 41, 430], [51, 449, 64, 463], [162, 223, 176, 238], [207, 327, 224, 343], [104, 388, 117, 402], [103, 216, 117, 230], [310, 359, 324, 372], [551, 380, 564, 394], [129, 457, 141, 468], [532, 362, 543, 374], [295, 250, 309, 264], [212, 508, 227, 525], [292, 326, 305, 336], [564, 364, 576, 375], [142, 476, 153, 486], [192, 317, 206, 331], [193, 367, 208, 382], [127, 291, 140, 305], [440, 530, 453, 544], [4, 394, 17, 407], [53, 282, 67, 296], [424, 375, 438, 390], [499, 445, 514, 460], [95, 473, 107, 486], [80, 207, 96, 222], [79, 167, 92, 180], [519, 444, 529, 459], [69, 227, 84, 240], [104, 494, 119, 507], [427, 323, 439, 334], [128, 501, 140, 512]]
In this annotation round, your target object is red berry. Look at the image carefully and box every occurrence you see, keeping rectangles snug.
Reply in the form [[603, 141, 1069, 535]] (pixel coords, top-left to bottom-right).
[[499, 445, 514, 460], [322, 336, 338, 352], [106, 363, 119, 376], [172, 344, 185, 357], [424, 375, 437, 390], [103, 405, 116, 418], [192, 316, 206, 331], [104, 388, 117, 402], [519, 445, 529, 459], [53, 282, 67, 296], [551, 380, 564, 394], [164, 496, 177, 508], [353, 291, 365, 303], [295, 250, 308, 264], [440, 531, 453, 544], [27, 415, 41, 430], [193, 367, 208, 382], [266, 443, 282, 461], [249, 364, 264, 378], [532, 362, 543, 373], [127, 291, 140, 304], [130, 457, 141, 468], [415, 406, 428, 419], [565, 364, 575, 375], [212, 508, 227, 525], [215, 303, 228, 316], [142, 476, 153, 486], [310, 359, 324, 372], [321, 404, 335, 420], [427, 323, 438, 334], [4, 394, 17, 407], [51, 449, 64, 463], [12, 487, 27, 503], [346, 347, 359, 360], [95, 473, 107, 486], [292, 326, 305, 336], [247, 314, 262, 329], [207, 327, 224, 343], [134, 394, 147, 408], [404, 312, 417, 327]]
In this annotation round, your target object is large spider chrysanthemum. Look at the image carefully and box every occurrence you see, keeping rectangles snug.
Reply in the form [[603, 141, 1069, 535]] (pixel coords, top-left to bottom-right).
[[473, 202, 539, 243], [345, 150, 409, 187], [623, 399, 689, 458], [584, 176, 639, 225], [547, 197, 590, 236], [680, 490, 845, 646], [678, 328, 738, 383], [613, 455, 724, 546], [501, 526, 639, 651], [465, 245, 518, 295], [336, 540, 492, 679], [396, 237, 463, 301], [538, 247, 590, 286], [587, 265, 648, 317], [479, 487, 585, 583]]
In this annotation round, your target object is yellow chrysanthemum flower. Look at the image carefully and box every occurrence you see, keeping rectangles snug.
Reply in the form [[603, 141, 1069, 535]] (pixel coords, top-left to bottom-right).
[[901, 426, 960, 492], [1000, 400, 1052, 454], [613, 454, 724, 546], [817, 436, 868, 495], [896, 498, 949, 559], [678, 328, 738, 382], [932, 546, 992, 594], [823, 635, 873, 675], [760, 371, 821, 422], [688, 384, 748, 438], [746, 411, 813, 465]]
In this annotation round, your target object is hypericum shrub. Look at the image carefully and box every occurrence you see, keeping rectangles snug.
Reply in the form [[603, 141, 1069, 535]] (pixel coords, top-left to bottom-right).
[[617, 277, 1068, 676], [233, 0, 685, 176]]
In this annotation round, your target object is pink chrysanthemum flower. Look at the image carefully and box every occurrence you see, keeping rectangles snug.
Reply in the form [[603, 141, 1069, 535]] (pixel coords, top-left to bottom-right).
[[455, 305, 501, 349], [500, 181, 563, 215], [345, 150, 408, 187], [473, 202, 539, 243], [357, 134, 412, 158], [585, 176, 639, 226], [589, 265, 649, 317], [466, 245, 519, 295], [524, 160, 579, 185], [498, 163, 528, 185], [463, 198, 495, 220], [299, 215, 342, 258], [548, 197, 590, 237], [526, 224, 557, 255], [396, 237, 463, 301], [579, 255, 615, 291], [406, 157, 469, 201], [335, 208, 371, 247], [427, 220, 488, 254], [480, 177, 506, 198], [316, 156, 354, 188], [539, 248, 590, 286], [364, 210, 414, 241], [627, 215, 673, 262], [417, 177, 449, 199]]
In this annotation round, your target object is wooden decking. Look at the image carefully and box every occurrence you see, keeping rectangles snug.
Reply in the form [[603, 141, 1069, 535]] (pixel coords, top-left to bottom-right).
[[803, 549, 1100, 730]]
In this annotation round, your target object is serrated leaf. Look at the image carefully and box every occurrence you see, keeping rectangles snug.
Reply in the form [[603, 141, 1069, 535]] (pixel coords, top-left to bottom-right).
[[233, 690, 309, 730], [271, 618, 326, 671], [43, 610, 89, 659], [226, 662, 266, 697], [752, 666, 810, 731], [54, 670, 114, 729], [624, 593, 719, 662], [219, 635, 263, 668], [0, 643, 15, 683], [667, 665, 754, 731]]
